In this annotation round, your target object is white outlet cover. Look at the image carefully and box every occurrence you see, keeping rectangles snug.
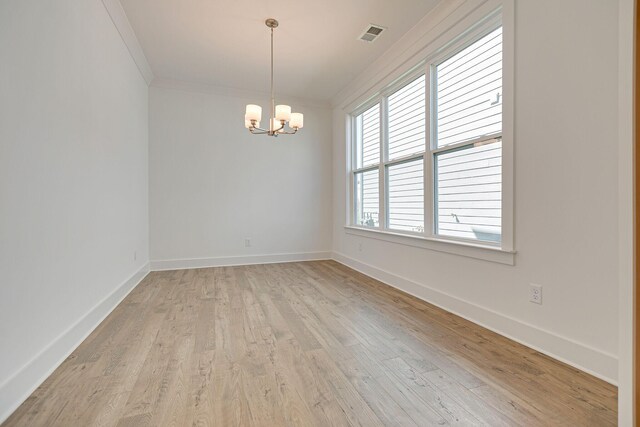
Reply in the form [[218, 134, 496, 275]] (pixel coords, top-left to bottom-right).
[[529, 284, 542, 304]]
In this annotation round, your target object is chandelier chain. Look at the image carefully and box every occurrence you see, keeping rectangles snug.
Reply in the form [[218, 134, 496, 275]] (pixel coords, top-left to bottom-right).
[[271, 26, 274, 131]]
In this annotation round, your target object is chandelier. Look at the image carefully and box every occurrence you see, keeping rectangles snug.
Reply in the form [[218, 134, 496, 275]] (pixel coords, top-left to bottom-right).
[[244, 18, 303, 136]]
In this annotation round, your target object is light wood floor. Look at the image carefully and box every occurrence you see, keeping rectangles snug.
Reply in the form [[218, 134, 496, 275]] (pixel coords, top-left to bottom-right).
[[4, 261, 617, 426]]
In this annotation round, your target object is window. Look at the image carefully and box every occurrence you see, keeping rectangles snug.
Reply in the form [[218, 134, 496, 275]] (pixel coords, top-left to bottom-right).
[[433, 26, 503, 243], [354, 168, 379, 227], [353, 103, 380, 227], [350, 22, 508, 250], [388, 158, 424, 232], [353, 76, 426, 232]]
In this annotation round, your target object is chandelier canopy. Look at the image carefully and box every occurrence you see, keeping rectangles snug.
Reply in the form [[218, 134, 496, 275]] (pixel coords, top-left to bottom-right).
[[244, 18, 303, 136]]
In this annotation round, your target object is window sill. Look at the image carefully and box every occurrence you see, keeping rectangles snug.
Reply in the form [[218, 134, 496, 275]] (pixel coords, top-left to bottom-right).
[[344, 226, 516, 265]]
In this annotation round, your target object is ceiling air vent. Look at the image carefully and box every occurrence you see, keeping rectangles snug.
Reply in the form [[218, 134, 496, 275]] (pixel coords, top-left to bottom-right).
[[359, 24, 386, 42]]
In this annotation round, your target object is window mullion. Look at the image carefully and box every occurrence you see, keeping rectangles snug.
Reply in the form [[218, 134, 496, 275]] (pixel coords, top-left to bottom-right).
[[352, 165, 380, 174], [379, 98, 388, 230], [431, 134, 502, 155], [424, 63, 435, 237], [356, 171, 362, 225], [350, 115, 357, 225], [384, 152, 424, 168]]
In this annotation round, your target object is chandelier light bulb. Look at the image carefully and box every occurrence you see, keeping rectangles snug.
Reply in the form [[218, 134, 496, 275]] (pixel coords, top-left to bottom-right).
[[275, 105, 291, 122], [245, 104, 262, 122], [290, 113, 304, 129]]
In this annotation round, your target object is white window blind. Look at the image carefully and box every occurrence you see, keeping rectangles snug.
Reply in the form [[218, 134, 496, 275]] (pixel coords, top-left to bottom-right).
[[387, 158, 424, 232], [388, 75, 426, 160]]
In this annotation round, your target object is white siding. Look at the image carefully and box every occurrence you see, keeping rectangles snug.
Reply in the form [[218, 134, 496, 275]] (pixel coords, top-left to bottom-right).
[[436, 27, 502, 147], [355, 169, 379, 227], [388, 75, 426, 160], [436, 140, 502, 241], [356, 104, 380, 168], [388, 158, 424, 232]]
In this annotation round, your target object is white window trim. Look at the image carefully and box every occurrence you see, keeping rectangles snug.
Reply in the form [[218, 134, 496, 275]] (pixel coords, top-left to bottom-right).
[[345, 1, 515, 264], [344, 225, 515, 265]]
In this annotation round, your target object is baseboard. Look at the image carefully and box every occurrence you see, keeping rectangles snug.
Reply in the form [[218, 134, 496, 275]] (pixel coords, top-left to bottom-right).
[[150, 251, 332, 271], [331, 251, 618, 385], [0, 263, 151, 424]]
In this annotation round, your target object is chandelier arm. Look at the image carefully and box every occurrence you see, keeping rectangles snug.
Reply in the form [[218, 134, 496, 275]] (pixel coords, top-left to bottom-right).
[[276, 128, 299, 135], [248, 127, 269, 134]]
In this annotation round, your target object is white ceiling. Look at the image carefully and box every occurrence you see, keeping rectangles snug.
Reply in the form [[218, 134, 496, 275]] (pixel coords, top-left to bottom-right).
[[119, 0, 441, 101]]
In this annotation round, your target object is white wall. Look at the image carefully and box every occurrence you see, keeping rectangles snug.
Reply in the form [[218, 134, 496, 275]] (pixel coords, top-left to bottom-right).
[[149, 84, 333, 268], [0, 0, 149, 421], [332, 0, 620, 383], [0, 0, 629, 422], [617, 0, 635, 423]]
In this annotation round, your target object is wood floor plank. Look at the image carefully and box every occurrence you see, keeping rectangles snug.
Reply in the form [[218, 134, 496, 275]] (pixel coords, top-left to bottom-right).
[[2, 261, 617, 426], [422, 369, 516, 426], [345, 344, 448, 426], [305, 349, 385, 427], [467, 382, 549, 426], [331, 354, 419, 426], [382, 357, 483, 425]]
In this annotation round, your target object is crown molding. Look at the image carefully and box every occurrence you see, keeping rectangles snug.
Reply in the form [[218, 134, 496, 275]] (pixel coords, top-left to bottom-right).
[[150, 77, 332, 109], [331, 0, 497, 110], [101, 0, 154, 85]]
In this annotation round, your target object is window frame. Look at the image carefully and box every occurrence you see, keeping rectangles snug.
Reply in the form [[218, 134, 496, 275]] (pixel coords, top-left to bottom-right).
[[351, 69, 426, 231], [429, 24, 504, 246], [347, 7, 514, 264], [386, 154, 425, 235]]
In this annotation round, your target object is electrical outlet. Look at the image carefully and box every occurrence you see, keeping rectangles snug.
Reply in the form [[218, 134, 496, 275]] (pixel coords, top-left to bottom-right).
[[244, 238, 251, 248], [358, 243, 363, 252], [529, 284, 542, 304]]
